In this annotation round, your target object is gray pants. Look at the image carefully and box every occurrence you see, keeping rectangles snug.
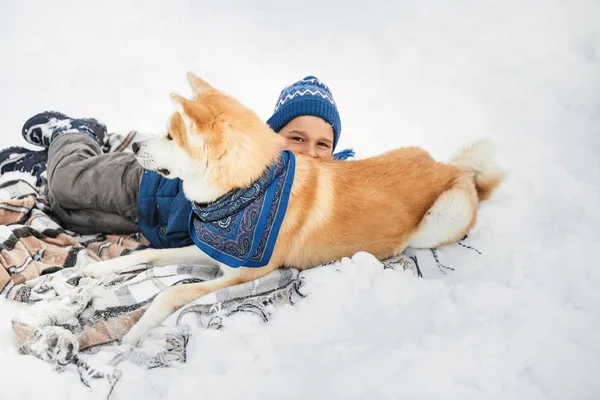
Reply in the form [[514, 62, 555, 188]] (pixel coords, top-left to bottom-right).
[[47, 133, 143, 234]]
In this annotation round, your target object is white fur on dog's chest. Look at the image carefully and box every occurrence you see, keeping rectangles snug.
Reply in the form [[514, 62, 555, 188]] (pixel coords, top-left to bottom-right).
[[182, 176, 225, 204]]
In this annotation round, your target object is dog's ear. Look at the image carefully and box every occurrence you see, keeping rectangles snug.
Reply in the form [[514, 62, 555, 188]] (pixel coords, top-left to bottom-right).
[[187, 72, 215, 96], [171, 93, 214, 133], [171, 93, 196, 131], [170, 93, 190, 114]]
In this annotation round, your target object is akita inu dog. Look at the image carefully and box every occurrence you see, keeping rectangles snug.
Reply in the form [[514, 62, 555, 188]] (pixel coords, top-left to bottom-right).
[[83, 72, 505, 344]]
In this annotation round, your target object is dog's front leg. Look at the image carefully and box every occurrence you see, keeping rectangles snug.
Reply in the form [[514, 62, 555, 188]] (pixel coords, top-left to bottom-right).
[[81, 245, 218, 278], [121, 264, 275, 345]]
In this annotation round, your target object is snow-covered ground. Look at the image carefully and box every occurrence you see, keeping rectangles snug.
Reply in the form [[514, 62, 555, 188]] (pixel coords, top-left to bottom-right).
[[1, 1, 599, 399]]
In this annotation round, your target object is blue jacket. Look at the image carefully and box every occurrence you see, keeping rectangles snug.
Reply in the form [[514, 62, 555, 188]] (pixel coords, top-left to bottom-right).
[[137, 170, 193, 248]]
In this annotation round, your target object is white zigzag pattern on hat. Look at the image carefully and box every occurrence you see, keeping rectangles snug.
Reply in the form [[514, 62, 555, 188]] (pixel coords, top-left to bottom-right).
[[274, 89, 336, 112]]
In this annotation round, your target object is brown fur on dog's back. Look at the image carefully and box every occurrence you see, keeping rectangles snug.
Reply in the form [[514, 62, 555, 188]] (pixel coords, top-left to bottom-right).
[[274, 147, 468, 270]]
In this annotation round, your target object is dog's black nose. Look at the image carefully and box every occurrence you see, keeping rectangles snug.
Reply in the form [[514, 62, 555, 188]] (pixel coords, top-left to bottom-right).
[[132, 142, 140, 154]]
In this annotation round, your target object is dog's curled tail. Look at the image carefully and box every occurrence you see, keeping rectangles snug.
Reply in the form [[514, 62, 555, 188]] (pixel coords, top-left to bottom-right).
[[450, 139, 506, 202]]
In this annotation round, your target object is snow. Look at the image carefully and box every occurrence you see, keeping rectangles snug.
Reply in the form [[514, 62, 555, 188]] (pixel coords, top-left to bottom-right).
[[1, 0, 599, 399]]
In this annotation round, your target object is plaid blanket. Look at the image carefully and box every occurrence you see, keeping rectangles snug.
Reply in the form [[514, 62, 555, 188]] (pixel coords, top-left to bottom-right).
[[11, 258, 304, 392], [0, 131, 479, 395]]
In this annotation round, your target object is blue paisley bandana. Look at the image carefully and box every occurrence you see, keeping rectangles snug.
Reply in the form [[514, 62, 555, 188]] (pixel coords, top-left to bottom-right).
[[189, 151, 296, 268]]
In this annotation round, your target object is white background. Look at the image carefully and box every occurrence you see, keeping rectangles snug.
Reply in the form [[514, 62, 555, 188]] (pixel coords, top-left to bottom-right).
[[0, 1, 599, 399]]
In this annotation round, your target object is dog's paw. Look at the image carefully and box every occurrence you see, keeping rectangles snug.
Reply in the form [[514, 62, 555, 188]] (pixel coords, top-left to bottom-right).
[[79, 264, 109, 279], [24, 326, 79, 367], [79, 259, 129, 278], [121, 325, 145, 346]]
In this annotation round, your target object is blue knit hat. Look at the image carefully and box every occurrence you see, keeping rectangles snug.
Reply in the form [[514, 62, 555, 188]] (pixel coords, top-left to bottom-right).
[[267, 76, 342, 150]]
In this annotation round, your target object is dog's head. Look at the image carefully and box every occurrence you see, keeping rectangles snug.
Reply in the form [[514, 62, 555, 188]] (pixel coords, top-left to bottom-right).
[[134, 72, 285, 203]]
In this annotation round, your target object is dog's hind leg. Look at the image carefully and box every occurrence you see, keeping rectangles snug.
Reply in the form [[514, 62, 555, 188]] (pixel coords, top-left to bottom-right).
[[408, 175, 478, 249], [121, 265, 271, 345]]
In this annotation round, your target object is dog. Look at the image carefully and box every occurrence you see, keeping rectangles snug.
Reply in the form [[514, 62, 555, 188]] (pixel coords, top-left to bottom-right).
[[82, 72, 505, 344]]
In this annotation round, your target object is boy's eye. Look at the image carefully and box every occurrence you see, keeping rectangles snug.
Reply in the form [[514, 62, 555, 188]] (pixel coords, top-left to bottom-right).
[[166, 133, 173, 140], [292, 137, 304, 143], [318, 142, 330, 148]]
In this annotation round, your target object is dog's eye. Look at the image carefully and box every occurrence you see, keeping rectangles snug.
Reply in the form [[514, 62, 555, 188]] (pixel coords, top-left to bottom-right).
[[166, 133, 173, 140]]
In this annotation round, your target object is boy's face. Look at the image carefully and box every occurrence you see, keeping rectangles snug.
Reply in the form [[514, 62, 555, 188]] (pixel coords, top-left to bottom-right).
[[278, 116, 335, 159]]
